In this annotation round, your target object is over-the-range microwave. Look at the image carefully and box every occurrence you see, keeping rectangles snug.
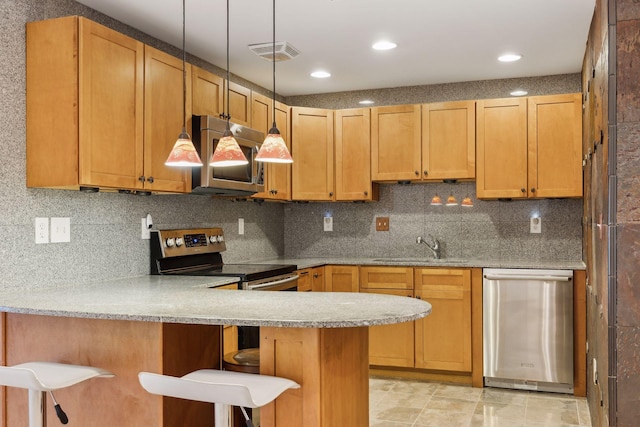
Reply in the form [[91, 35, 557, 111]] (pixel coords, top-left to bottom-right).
[[191, 115, 265, 196]]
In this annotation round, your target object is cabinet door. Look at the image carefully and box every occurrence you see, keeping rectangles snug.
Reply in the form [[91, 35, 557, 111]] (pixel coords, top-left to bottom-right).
[[251, 93, 291, 200], [143, 46, 191, 192], [414, 268, 472, 372], [528, 94, 583, 198], [359, 267, 415, 368], [225, 81, 251, 127], [476, 98, 527, 199], [335, 108, 378, 201], [296, 269, 312, 292], [78, 18, 145, 190], [371, 105, 421, 181], [422, 101, 475, 180], [191, 65, 223, 117], [324, 265, 358, 292], [311, 266, 325, 292], [291, 107, 334, 201]]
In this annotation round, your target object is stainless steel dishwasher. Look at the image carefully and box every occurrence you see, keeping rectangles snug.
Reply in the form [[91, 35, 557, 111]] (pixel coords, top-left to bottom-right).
[[483, 268, 574, 393]]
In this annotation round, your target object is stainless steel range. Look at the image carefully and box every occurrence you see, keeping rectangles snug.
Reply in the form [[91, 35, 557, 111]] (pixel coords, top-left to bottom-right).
[[150, 227, 298, 350], [150, 227, 298, 291]]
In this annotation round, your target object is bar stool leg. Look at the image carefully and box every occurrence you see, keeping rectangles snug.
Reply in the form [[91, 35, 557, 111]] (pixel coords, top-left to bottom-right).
[[27, 390, 45, 427], [214, 402, 231, 427]]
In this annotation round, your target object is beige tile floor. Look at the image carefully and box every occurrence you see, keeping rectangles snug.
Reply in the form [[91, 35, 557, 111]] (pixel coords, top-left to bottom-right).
[[369, 377, 591, 427]]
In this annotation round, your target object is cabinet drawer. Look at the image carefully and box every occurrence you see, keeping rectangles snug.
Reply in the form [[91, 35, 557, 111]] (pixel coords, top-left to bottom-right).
[[414, 268, 470, 290], [360, 266, 414, 290]]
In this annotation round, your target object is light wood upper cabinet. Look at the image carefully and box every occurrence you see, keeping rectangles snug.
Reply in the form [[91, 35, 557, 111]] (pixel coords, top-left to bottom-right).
[[291, 107, 335, 201], [527, 94, 583, 198], [26, 16, 190, 193], [251, 92, 291, 201], [143, 46, 192, 193], [422, 101, 476, 180], [27, 17, 144, 190], [335, 108, 379, 201], [360, 267, 414, 367], [477, 94, 582, 199], [371, 105, 422, 181], [225, 80, 251, 127], [414, 268, 472, 372], [324, 265, 358, 292], [191, 66, 224, 118], [476, 97, 528, 198]]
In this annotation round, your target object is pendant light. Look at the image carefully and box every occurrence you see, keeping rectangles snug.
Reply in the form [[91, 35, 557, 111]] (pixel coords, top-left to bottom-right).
[[210, 0, 249, 167], [255, 0, 293, 163], [165, 0, 203, 167]]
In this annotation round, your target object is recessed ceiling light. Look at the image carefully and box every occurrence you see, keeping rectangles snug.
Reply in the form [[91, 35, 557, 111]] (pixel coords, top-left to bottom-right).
[[310, 70, 331, 78], [372, 41, 397, 51], [510, 90, 528, 96], [359, 100, 375, 105], [498, 53, 522, 62]]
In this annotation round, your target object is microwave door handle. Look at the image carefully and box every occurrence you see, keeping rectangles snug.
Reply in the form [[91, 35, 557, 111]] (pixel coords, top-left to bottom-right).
[[254, 146, 264, 185]]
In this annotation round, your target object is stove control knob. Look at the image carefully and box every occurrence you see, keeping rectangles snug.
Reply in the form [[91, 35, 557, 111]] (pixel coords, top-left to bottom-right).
[[209, 235, 217, 244], [165, 238, 175, 248], [175, 237, 184, 247], [217, 235, 224, 242]]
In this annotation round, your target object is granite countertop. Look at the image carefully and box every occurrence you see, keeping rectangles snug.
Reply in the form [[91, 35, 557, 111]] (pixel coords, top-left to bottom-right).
[[251, 257, 586, 271], [0, 275, 431, 328]]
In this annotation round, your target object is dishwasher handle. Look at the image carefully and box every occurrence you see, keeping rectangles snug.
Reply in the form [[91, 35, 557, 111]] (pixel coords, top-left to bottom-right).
[[484, 274, 571, 282]]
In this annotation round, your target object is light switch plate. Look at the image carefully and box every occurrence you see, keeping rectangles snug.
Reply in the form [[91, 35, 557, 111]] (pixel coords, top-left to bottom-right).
[[50, 217, 71, 243], [141, 218, 151, 240], [238, 218, 245, 235]]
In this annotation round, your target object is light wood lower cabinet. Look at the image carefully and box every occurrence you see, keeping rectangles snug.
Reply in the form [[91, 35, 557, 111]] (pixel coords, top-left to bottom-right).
[[325, 265, 359, 292], [361, 266, 474, 376], [216, 283, 240, 355], [297, 267, 325, 292], [414, 268, 472, 372], [360, 267, 414, 367]]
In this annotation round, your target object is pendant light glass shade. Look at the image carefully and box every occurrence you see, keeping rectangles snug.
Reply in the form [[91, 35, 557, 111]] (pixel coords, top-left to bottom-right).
[[210, 0, 248, 167], [446, 194, 458, 206], [165, 0, 203, 167], [165, 128, 203, 166], [430, 194, 443, 206], [461, 196, 474, 207], [209, 129, 249, 167], [256, 0, 293, 163], [256, 127, 293, 163]]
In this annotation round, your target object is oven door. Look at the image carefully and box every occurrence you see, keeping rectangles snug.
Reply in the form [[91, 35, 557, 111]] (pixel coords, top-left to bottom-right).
[[242, 273, 299, 291]]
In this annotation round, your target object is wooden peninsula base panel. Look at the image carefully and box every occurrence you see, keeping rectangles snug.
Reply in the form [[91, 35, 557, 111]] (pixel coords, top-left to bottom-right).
[[1, 314, 221, 427], [1, 315, 372, 427]]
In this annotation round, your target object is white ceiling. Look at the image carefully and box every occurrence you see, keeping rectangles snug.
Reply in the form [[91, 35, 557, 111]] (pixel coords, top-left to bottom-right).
[[75, 0, 595, 97]]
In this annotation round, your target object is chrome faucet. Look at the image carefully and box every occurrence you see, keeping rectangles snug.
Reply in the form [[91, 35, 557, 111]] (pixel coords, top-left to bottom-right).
[[417, 235, 441, 259]]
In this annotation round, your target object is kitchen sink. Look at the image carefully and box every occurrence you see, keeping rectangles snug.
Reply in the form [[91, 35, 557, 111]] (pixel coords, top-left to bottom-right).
[[372, 258, 468, 264]]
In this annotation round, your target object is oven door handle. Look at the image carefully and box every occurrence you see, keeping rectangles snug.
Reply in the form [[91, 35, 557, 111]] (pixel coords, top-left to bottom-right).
[[247, 274, 299, 290]]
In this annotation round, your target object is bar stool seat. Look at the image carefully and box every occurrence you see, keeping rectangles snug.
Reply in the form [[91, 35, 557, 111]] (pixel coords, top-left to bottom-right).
[[139, 369, 299, 426], [0, 362, 114, 427]]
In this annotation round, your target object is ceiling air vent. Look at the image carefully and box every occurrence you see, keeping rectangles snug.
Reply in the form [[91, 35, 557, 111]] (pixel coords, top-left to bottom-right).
[[248, 41, 300, 62]]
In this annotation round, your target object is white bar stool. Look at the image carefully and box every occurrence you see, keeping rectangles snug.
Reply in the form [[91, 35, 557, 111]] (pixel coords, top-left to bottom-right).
[[0, 361, 114, 427], [139, 369, 300, 427]]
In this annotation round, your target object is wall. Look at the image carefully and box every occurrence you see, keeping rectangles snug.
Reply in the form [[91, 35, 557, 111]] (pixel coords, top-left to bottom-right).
[[0, 0, 285, 290]]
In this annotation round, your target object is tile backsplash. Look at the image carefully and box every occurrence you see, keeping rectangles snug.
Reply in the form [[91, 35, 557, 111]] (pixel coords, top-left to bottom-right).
[[284, 182, 582, 262]]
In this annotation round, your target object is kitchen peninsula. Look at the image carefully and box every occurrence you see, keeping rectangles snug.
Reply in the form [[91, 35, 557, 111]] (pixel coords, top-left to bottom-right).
[[0, 275, 431, 426]]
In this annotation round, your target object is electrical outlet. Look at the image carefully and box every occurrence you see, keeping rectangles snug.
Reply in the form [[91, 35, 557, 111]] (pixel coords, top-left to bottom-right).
[[50, 217, 71, 243], [238, 218, 245, 235], [324, 216, 333, 232], [35, 217, 49, 244], [530, 217, 541, 233], [141, 218, 151, 240], [376, 217, 389, 231]]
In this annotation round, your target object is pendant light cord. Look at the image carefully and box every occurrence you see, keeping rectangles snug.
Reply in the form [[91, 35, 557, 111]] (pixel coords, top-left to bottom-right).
[[225, 0, 231, 125], [271, 0, 277, 128], [181, 0, 186, 131]]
